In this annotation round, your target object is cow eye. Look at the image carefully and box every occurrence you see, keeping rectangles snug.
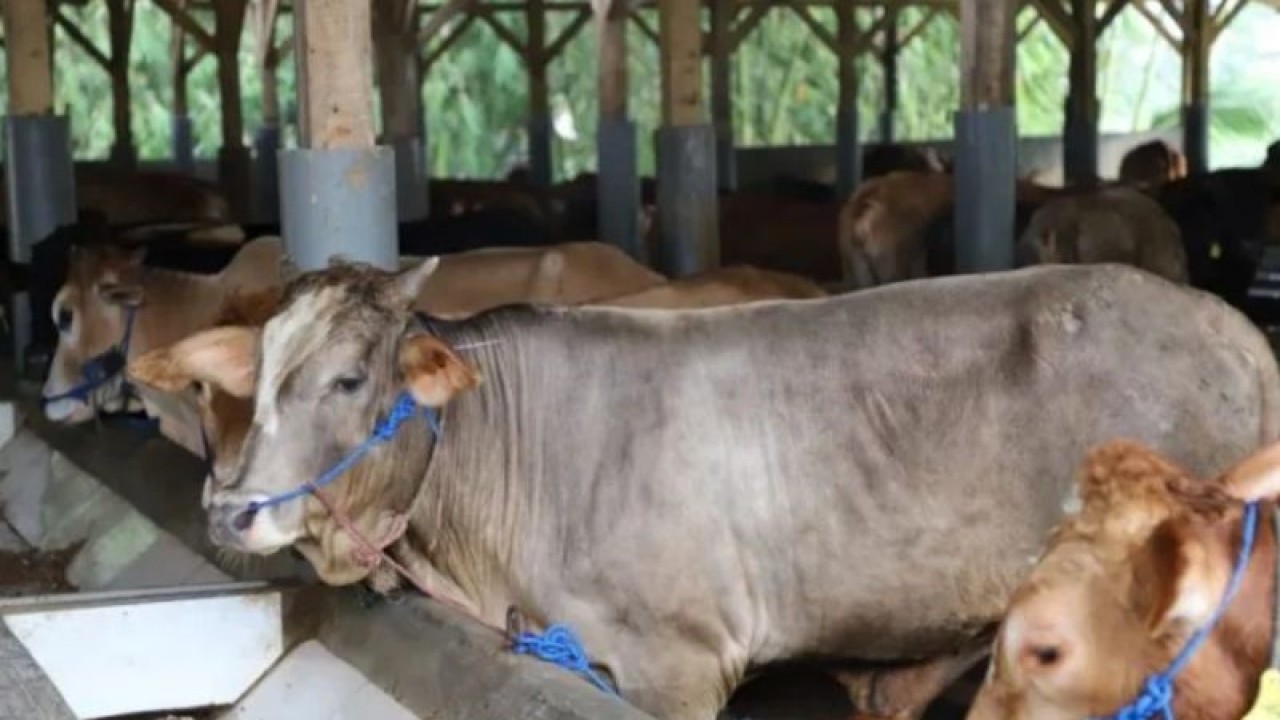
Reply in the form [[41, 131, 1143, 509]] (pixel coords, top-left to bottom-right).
[[334, 374, 366, 394], [190, 380, 205, 395], [55, 307, 73, 332]]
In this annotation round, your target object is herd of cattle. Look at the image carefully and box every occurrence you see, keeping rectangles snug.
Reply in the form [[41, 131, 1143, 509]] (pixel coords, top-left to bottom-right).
[[16, 136, 1280, 720]]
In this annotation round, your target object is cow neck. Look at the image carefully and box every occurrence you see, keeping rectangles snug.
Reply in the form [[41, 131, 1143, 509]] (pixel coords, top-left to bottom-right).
[[403, 313, 527, 625]]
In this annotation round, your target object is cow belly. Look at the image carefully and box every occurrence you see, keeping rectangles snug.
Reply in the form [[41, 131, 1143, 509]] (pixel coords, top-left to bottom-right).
[[524, 265, 1276, 672]]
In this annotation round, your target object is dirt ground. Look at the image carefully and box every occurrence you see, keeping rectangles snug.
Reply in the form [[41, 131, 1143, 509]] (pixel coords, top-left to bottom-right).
[[0, 543, 81, 596]]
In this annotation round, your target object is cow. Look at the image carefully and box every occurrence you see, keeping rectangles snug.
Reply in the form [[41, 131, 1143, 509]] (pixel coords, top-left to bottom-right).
[[967, 438, 1280, 720], [717, 190, 843, 282], [40, 237, 283, 439], [0, 166, 230, 228], [46, 241, 664, 430], [598, 266, 826, 308], [1018, 186, 1188, 283], [1118, 139, 1188, 190], [1155, 168, 1279, 318], [126, 263, 818, 499], [197, 260, 1276, 720], [837, 170, 954, 287]]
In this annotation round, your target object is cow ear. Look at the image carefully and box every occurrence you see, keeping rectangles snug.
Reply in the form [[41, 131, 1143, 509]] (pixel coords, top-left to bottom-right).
[[127, 347, 191, 393], [399, 334, 480, 407], [1135, 518, 1222, 636], [129, 327, 259, 398], [391, 257, 440, 308], [1221, 441, 1280, 501]]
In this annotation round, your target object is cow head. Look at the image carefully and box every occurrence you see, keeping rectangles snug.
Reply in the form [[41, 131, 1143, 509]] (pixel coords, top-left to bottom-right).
[[968, 440, 1280, 720], [43, 243, 148, 423], [127, 326, 259, 507], [205, 258, 481, 584]]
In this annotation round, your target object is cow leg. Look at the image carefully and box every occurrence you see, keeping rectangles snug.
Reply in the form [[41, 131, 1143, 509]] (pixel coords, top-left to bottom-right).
[[832, 643, 990, 720]]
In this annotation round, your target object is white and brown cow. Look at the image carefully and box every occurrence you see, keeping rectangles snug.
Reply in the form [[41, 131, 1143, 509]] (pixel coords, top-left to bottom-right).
[[194, 260, 1275, 720]]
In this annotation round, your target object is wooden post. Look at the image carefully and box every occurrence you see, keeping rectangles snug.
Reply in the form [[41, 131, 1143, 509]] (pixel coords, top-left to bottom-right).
[[709, 0, 736, 190], [835, 1, 861, 199], [169, 4, 195, 171], [1182, 0, 1210, 174], [283, 0, 396, 270], [2, 0, 76, 375], [954, 0, 1016, 273], [594, 0, 642, 260], [880, 7, 899, 144], [655, 0, 717, 276], [214, 0, 250, 218], [3, 0, 54, 115], [526, 0, 553, 186], [106, 0, 136, 169], [1063, 0, 1099, 183], [252, 0, 284, 222], [374, 0, 428, 220]]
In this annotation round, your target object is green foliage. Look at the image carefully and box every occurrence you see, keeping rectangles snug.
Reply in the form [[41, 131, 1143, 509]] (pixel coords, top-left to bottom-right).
[[1, 1, 1278, 177]]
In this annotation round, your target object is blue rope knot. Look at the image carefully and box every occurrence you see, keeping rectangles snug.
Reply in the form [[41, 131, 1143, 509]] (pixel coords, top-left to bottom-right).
[[1107, 675, 1175, 720], [373, 393, 421, 442], [511, 623, 619, 696]]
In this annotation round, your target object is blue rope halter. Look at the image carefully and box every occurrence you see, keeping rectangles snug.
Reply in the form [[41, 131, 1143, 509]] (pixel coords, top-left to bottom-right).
[[1094, 500, 1261, 720], [42, 304, 138, 407], [243, 390, 442, 515], [511, 624, 620, 696]]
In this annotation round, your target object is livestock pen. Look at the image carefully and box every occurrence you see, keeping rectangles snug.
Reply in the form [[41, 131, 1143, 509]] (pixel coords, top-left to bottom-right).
[[1, 0, 1279, 718]]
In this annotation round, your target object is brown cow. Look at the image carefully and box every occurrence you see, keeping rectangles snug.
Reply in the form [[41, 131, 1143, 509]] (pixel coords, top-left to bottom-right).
[[968, 439, 1280, 720], [1019, 186, 1189, 283], [599, 266, 826, 309], [0, 167, 230, 227], [41, 237, 282, 429], [837, 171, 954, 288], [1118, 139, 1189, 190]]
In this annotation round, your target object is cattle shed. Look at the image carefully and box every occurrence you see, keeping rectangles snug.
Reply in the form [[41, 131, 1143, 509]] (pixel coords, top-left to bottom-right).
[[0, 0, 1277, 718]]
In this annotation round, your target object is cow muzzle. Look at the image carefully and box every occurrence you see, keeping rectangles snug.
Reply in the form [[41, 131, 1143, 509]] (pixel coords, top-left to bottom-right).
[[207, 495, 299, 555]]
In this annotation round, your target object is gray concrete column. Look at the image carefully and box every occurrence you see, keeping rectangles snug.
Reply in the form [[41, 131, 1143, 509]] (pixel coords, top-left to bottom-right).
[[1183, 103, 1209, 175], [390, 136, 428, 221], [655, 124, 718, 277], [253, 125, 281, 223], [279, 146, 398, 271], [953, 107, 1016, 273], [597, 117, 642, 262], [5, 114, 76, 374], [171, 114, 195, 173]]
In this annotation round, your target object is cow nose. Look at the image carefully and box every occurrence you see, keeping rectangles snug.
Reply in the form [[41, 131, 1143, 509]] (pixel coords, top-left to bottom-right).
[[208, 501, 260, 546]]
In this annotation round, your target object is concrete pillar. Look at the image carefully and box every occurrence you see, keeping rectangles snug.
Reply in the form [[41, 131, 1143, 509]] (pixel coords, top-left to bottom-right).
[[656, 0, 718, 277], [954, 0, 1016, 273], [286, 0, 396, 271]]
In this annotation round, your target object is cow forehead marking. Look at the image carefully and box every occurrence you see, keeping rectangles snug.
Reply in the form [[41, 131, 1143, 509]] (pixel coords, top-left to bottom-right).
[[256, 287, 341, 435]]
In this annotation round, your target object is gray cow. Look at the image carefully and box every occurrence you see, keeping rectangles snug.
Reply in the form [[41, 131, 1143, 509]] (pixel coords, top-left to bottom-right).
[[205, 260, 1279, 720]]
